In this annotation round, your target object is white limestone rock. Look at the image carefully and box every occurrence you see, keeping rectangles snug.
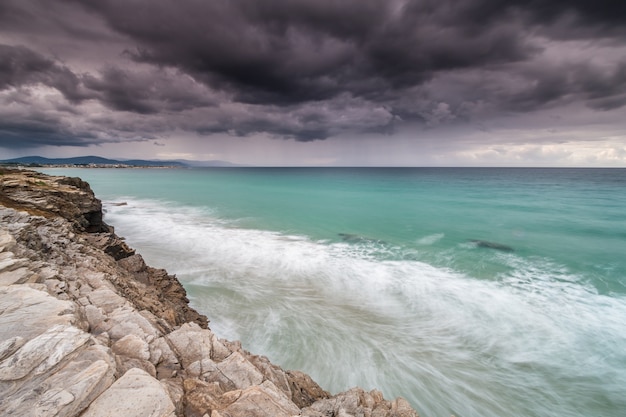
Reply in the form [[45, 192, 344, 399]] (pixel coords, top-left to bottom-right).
[[0, 266, 33, 286], [106, 307, 161, 341], [0, 252, 21, 272], [209, 333, 232, 362], [112, 334, 151, 361], [149, 336, 181, 379], [83, 304, 107, 334], [246, 354, 292, 400], [112, 333, 157, 376], [0, 286, 77, 345], [87, 287, 129, 314], [166, 322, 214, 367], [0, 229, 16, 252], [0, 337, 25, 362], [302, 388, 419, 417], [82, 367, 176, 417], [258, 380, 301, 415], [216, 351, 264, 390], [0, 324, 90, 381], [1, 345, 116, 417], [219, 384, 300, 417], [166, 322, 233, 369]]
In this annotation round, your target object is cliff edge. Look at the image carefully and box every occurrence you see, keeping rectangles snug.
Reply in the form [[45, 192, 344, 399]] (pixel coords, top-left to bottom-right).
[[0, 168, 419, 417]]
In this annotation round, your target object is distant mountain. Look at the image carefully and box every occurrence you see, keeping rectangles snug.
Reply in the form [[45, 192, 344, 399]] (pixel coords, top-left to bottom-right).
[[0, 156, 243, 167], [0, 156, 187, 167]]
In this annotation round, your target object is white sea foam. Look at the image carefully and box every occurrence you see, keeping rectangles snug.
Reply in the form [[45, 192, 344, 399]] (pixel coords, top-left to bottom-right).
[[104, 199, 626, 417], [416, 233, 445, 245]]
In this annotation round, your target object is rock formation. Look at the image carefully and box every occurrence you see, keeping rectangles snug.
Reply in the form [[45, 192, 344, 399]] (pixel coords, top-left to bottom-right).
[[0, 167, 419, 417]]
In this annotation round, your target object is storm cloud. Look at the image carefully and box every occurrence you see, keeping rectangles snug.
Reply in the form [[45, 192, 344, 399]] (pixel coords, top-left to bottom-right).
[[0, 0, 625, 157]]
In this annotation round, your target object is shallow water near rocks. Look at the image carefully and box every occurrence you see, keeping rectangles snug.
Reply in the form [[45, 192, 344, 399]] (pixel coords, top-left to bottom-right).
[[42, 167, 626, 417]]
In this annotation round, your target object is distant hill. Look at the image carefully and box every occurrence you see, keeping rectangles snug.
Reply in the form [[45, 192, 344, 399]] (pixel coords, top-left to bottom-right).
[[0, 156, 242, 167], [0, 156, 186, 167]]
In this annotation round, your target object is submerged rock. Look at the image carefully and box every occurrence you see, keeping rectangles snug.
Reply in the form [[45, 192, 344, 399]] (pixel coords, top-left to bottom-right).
[[338, 232, 387, 245], [469, 239, 514, 252], [0, 168, 420, 417]]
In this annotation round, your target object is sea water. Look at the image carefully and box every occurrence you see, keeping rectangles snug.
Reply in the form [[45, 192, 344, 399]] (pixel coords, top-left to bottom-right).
[[41, 167, 626, 417]]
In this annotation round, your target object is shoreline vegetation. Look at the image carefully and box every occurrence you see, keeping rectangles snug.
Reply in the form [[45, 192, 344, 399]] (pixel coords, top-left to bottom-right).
[[0, 167, 419, 417]]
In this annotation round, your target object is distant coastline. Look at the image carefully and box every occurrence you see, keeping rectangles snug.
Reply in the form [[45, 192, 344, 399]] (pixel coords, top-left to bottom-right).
[[0, 155, 240, 168], [2, 163, 182, 169]]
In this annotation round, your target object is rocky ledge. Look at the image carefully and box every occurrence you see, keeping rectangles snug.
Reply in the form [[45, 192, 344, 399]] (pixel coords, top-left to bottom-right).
[[0, 168, 419, 417]]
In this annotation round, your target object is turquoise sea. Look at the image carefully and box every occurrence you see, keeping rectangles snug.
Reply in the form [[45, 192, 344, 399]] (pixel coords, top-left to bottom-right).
[[42, 167, 626, 417]]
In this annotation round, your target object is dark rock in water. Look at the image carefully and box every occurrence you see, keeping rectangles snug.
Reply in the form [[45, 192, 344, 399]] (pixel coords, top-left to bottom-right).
[[338, 233, 360, 242], [338, 233, 386, 245], [469, 239, 514, 252]]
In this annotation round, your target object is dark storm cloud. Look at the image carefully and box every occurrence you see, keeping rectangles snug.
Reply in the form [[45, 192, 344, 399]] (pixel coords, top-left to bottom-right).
[[75, 0, 540, 104], [0, 44, 87, 102], [1, 0, 625, 148], [76, 0, 626, 94], [494, 58, 626, 113], [0, 111, 97, 148], [82, 67, 218, 114]]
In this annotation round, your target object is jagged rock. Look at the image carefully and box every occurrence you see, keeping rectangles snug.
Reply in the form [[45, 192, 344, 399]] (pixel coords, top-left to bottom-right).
[[302, 387, 419, 417], [106, 306, 161, 341], [149, 336, 181, 379], [115, 355, 157, 378], [183, 378, 226, 417], [218, 383, 300, 417], [186, 352, 286, 395], [86, 233, 136, 260], [286, 370, 331, 408], [390, 397, 418, 417], [214, 351, 265, 390], [112, 334, 151, 361], [112, 333, 155, 377], [117, 253, 148, 272], [161, 378, 185, 416], [81, 368, 176, 417], [247, 354, 292, 400], [111, 255, 209, 329], [0, 171, 108, 232], [166, 322, 230, 368]]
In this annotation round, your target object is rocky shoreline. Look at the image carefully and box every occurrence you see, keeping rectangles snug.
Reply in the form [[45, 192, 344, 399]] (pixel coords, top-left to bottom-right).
[[0, 168, 419, 417]]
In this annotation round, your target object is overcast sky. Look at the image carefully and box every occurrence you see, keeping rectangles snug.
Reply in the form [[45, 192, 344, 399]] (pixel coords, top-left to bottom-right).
[[1, 0, 625, 166]]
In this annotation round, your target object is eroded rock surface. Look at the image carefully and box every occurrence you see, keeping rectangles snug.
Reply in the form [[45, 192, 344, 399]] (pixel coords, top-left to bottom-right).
[[0, 168, 419, 417]]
